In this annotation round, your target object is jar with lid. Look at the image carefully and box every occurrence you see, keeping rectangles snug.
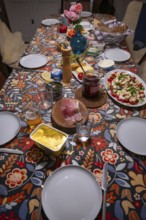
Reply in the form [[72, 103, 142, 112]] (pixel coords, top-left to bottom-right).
[[82, 73, 99, 99]]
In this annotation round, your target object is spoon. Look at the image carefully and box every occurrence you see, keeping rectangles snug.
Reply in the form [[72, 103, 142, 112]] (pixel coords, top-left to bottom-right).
[[76, 57, 86, 75]]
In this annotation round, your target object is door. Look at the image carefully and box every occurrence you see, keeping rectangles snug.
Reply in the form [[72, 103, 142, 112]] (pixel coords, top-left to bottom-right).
[[4, 0, 35, 42]]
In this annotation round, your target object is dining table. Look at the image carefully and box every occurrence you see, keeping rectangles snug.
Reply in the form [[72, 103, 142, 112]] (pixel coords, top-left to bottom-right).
[[0, 12, 146, 220]]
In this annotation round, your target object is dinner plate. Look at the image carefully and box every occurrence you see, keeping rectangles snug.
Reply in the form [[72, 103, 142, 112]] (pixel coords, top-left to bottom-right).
[[104, 69, 146, 107], [80, 21, 93, 31], [20, 54, 48, 68], [116, 117, 146, 155], [42, 165, 102, 220], [104, 48, 131, 62], [81, 11, 92, 17], [0, 112, 21, 145], [41, 18, 59, 26]]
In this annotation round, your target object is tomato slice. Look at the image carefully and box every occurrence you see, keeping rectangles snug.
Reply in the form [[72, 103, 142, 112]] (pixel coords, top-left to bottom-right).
[[78, 72, 84, 80]]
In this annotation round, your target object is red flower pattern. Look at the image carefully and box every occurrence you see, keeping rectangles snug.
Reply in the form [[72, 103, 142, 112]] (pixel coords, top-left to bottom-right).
[[91, 136, 108, 151], [5, 168, 27, 188], [101, 149, 119, 164]]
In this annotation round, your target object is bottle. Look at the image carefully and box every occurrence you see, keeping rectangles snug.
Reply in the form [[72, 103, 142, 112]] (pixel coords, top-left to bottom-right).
[[61, 46, 72, 83], [70, 29, 87, 54]]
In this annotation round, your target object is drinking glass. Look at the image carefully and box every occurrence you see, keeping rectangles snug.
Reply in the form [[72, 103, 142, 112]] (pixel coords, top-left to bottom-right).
[[38, 84, 53, 110], [75, 113, 94, 143], [23, 101, 42, 130]]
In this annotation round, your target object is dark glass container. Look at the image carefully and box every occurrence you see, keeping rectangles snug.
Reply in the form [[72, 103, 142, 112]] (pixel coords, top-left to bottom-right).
[[70, 29, 87, 54], [82, 73, 99, 99], [46, 82, 63, 102]]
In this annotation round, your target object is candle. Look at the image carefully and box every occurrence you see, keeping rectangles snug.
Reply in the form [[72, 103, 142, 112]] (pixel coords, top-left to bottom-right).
[[58, 24, 67, 33]]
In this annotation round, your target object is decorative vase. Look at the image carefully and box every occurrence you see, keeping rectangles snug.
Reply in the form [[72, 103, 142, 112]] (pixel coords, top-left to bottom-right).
[[70, 29, 87, 54]]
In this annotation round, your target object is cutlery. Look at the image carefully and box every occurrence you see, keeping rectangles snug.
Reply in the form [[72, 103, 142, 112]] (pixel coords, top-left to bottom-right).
[[0, 148, 23, 154], [102, 163, 108, 220], [76, 57, 86, 75]]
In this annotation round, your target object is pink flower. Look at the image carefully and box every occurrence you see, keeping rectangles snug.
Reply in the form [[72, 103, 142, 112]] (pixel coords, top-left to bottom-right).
[[64, 10, 79, 22], [75, 3, 82, 13], [69, 11, 80, 21], [70, 3, 82, 13], [70, 5, 76, 12], [64, 10, 71, 19]]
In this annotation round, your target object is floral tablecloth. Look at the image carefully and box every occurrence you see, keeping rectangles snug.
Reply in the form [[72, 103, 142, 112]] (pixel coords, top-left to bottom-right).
[[0, 15, 146, 220]]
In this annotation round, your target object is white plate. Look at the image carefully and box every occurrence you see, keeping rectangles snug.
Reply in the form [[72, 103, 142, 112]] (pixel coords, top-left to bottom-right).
[[116, 117, 146, 155], [41, 18, 59, 26], [104, 48, 131, 62], [81, 11, 92, 17], [20, 54, 48, 68], [42, 165, 102, 220], [80, 21, 93, 31], [0, 112, 21, 145], [104, 69, 146, 107], [72, 71, 82, 83]]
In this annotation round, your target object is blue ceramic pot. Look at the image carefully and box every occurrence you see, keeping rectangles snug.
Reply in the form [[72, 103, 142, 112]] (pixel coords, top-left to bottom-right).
[[70, 29, 87, 54]]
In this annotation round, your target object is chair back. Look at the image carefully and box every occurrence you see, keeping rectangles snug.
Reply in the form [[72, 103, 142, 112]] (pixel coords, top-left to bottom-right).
[[123, 1, 146, 64]]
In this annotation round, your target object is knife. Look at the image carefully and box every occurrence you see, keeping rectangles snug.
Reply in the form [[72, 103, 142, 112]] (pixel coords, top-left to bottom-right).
[[102, 163, 108, 220], [0, 148, 23, 155]]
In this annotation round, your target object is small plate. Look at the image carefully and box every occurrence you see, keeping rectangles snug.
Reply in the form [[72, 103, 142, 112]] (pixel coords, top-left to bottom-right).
[[81, 11, 92, 17], [72, 70, 83, 83], [41, 18, 59, 26], [80, 21, 93, 31], [0, 112, 21, 145], [104, 48, 131, 62], [42, 165, 102, 220], [20, 54, 48, 68], [116, 117, 146, 155], [98, 59, 115, 70]]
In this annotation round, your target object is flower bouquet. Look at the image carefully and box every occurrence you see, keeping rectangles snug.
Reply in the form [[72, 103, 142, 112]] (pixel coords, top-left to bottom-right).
[[64, 3, 83, 33], [64, 3, 87, 55]]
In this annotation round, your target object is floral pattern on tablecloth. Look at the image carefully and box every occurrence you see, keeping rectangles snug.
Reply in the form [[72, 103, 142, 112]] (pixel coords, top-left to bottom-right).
[[0, 15, 146, 220]]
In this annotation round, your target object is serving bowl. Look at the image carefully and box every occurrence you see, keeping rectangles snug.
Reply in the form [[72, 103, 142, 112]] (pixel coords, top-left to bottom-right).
[[30, 123, 68, 155], [98, 59, 115, 71]]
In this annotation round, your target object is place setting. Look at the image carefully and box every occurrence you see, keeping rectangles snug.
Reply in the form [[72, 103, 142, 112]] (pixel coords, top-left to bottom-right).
[[1, 2, 146, 220], [19, 53, 48, 69]]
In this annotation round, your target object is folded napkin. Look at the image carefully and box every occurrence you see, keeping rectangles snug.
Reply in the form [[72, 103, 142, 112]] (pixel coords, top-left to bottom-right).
[[133, 3, 146, 50]]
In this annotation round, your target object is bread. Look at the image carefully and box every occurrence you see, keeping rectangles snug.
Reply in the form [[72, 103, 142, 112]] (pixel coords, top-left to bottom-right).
[[71, 61, 86, 69], [94, 18, 128, 34], [76, 65, 94, 73]]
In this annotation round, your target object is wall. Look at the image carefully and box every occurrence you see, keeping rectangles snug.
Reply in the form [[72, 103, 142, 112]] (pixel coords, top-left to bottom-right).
[[0, 0, 10, 28]]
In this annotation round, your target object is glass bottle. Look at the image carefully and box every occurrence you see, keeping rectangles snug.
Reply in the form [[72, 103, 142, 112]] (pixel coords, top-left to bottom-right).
[[70, 29, 87, 54]]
